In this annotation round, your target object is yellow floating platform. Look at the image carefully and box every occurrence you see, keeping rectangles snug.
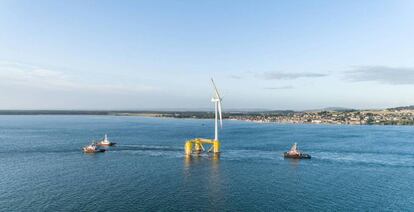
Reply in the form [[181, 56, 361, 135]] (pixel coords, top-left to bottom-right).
[[185, 138, 220, 155]]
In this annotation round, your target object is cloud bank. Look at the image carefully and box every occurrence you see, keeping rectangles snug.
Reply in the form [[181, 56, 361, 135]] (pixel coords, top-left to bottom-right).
[[264, 85, 294, 90], [0, 60, 156, 93], [258, 72, 327, 80], [345, 66, 414, 85]]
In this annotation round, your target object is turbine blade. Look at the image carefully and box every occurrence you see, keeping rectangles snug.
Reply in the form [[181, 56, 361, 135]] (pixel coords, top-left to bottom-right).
[[211, 78, 221, 99], [218, 101, 223, 128]]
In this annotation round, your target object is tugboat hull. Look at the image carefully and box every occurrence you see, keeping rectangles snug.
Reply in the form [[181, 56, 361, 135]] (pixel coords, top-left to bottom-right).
[[284, 152, 311, 159], [96, 143, 116, 147], [83, 149, 106, 153]]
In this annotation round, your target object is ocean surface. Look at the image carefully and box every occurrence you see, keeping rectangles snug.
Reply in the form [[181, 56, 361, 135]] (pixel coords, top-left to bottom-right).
[[0, 115, 413, 211]]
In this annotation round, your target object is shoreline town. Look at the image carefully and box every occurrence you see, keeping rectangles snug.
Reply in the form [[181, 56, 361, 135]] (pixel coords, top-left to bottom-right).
[[2, 106, 414, 125]]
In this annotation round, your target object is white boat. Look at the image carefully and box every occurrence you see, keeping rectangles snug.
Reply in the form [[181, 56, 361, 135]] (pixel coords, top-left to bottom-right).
[[283, 143, 311, 159], [83, 142, 105, 153], [96, 134, 116, 146]]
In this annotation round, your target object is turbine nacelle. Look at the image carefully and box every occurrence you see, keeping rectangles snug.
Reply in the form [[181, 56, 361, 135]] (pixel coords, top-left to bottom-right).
[[211, 97, 221, 102]]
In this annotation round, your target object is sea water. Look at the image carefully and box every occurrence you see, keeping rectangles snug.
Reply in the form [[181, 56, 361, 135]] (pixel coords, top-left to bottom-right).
[[0, 115, 413, 211]]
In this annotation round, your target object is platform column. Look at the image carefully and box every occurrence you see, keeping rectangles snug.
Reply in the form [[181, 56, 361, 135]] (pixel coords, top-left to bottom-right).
[[213, 140, 220, 153], [185, 141, 193, 155]]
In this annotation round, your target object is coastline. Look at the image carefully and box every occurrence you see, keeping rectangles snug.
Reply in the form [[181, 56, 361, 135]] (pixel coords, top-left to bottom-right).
[[1, 110, 414, 126]]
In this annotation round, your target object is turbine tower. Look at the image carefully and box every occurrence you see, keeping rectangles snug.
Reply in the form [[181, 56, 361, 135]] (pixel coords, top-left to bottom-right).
[[211, 78, 223, 141]]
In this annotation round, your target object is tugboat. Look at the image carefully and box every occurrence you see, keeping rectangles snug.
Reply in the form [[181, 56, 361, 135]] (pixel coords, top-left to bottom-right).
[[283, 143, 311, 159], [96, 134, 116, 146], [83, 142, 106, 153]]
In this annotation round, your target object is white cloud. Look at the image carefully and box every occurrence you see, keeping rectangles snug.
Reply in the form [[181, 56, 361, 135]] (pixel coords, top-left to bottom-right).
[[345, 66, 414, 85], [264, 85, 294, 90], [258, 71, 327, 80], [0, 60, 157, 93]]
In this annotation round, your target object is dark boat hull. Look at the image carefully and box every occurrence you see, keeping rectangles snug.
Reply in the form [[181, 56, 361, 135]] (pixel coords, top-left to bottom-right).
[[96, 143, 116, 147], [83, 149, 106, 153], [284, 152, 311, 159]]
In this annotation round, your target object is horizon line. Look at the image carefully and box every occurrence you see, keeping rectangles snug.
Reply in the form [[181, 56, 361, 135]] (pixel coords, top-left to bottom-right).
[[0, 106, 411, 112]]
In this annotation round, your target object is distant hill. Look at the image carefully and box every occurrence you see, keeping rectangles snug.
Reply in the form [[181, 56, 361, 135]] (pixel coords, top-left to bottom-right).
[[387, 105, 414, 111], [303, 107, 356, 112], [2, 105, 414, 115]]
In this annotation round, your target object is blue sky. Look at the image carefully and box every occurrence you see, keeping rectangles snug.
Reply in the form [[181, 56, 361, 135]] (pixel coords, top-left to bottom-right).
[[1, 0, 414, 110]]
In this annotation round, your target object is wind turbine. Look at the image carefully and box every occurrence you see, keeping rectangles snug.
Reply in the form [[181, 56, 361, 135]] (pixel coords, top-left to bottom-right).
[[211, 78, 223, 141], [184, 79, 224, 155]]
